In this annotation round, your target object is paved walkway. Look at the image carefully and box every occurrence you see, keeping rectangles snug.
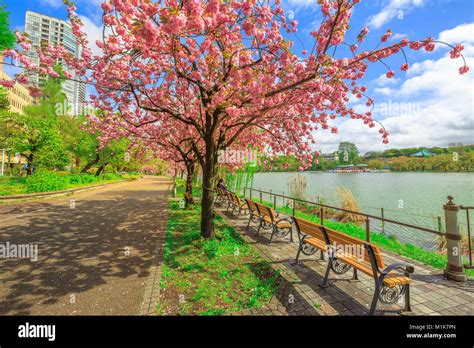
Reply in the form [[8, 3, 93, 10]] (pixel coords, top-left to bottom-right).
[[215, 205, 474, 316], [0, 176, 171, 315]]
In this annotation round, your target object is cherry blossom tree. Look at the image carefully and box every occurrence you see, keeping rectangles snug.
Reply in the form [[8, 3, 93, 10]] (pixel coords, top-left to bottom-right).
[[2, 0, 468, 237]]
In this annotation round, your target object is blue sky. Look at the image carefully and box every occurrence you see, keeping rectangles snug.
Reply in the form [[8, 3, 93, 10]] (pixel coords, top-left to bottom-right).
[[1, 0, 473, 153]]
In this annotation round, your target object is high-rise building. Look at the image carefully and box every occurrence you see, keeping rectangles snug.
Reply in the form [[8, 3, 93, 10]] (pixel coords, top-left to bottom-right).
[[24, 10, 86, 116]]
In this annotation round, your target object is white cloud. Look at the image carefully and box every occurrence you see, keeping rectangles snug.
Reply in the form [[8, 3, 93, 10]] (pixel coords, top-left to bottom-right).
[[391, 32, 408, 41], [368, 0, 425, 29], [438, 23, 474, 45], [79, 15, 104, 58], [39, 0, 64, 8], [314, 23, 474, 153], [373, 73, 401, 86]]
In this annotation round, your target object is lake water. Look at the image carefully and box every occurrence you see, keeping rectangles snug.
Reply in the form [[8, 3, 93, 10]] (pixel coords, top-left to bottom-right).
[[247, 172, 474, 250]]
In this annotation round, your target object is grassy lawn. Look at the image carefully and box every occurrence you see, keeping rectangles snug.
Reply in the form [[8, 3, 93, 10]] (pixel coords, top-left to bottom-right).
[[0, 177, 28, 196], [157, 200, 280, 315], [0, 172, 139, 196]]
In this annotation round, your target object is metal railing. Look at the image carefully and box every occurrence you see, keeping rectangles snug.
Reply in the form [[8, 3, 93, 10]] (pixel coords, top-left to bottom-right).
[[460, 205, 473, 269], [242, 187, 444, 244]]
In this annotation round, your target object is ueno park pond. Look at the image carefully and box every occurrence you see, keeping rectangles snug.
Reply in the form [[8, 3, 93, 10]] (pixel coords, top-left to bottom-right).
[[246, 172, 474, 250]]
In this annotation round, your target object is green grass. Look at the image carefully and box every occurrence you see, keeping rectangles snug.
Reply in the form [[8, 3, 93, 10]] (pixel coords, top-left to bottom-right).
[[172, 179, 473, 280], [0, 177, 28, 196], [157, 200, 280, 315], [0, 172, 139, 196]]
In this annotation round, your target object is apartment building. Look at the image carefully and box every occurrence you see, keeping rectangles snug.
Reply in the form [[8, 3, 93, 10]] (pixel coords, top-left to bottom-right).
[[24, 10, 86, 116]]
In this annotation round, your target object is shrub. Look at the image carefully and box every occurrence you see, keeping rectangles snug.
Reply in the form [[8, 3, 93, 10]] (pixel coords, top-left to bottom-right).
[[67, 174, 99, 185], [103, 173, 120, 180], [25, 171, 69, 193], [288, 173, 307, 200], [335, 186, 364, 223]]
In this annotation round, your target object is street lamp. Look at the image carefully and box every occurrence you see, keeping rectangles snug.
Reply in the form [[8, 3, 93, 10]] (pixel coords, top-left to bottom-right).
[[1, 148, 5, 176]]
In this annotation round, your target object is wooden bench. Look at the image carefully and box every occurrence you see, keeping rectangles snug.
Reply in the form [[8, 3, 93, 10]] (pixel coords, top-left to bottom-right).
[[215, 187, 227, 204], [226, 192, 249, 215], [245, 199, 262, 228], [216, 187, 228, 203], [293, 216, 414, 315], [252, 202, 293, 243]]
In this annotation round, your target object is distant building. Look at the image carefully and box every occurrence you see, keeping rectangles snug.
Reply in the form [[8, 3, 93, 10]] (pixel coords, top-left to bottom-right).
[[25, 11, 86, 115], [0, 63, 36, 114], [320, 151, 339, 161], [411, 149, 435, 158]]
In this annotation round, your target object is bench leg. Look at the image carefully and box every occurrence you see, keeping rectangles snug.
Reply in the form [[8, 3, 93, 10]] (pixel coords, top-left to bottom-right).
[[402, 284, 412, 313], [369, 283, 381, 315], [350, 268, 359, 281], [294, 243, 302, 264], [320, 249, 325, 260], [320, 257, 333, 288], [269, 226, 276, 244], [256, 219, 262, 236], [246, 214, 252, 227]]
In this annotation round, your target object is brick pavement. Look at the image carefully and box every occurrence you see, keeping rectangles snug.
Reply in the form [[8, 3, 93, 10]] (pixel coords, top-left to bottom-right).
[[215, 206, 473, 316]]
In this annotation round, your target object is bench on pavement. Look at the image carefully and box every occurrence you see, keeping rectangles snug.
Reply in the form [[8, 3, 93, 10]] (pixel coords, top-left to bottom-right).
[[216, 187, 227, 203], [245, 199, 262, 228], [293, 216, 414, 315], [226, 192, 249, 215], [251, 202, 293, 244]]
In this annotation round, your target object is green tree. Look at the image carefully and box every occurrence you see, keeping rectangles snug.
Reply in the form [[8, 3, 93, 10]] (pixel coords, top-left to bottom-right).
[[338, 142, 359, 165], [0, 86, 9, 109], [0, 69, 69, 174], [0, 3, 15, 51]]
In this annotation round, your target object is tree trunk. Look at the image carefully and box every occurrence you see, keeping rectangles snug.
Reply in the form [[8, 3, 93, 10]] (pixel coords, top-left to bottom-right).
[[200, 149, 217, 238], [95, 163, 107, 176], [184, 162, 195, 207], [26, 154, 34, 175], [81, 153, 100, 174]]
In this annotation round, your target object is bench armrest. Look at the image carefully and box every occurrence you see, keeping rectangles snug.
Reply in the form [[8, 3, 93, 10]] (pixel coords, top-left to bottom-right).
[[275, 217, 293, 227], [381, 263, 415, 276]]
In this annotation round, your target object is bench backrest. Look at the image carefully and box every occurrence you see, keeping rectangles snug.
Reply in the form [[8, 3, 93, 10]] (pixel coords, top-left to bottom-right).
[[293, 217, 385, 270], [246, 199, 259, 213], [255, 202, 277, 222], [294, 217, 327, 243], [324, 227, 385, 269]]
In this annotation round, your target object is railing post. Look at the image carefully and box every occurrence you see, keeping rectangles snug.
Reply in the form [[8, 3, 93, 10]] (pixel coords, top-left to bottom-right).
[[259, 192, 262, 203], [381, 208, 385, 234], [320, 207, 324, 225], [437, 216, 443, 232], [273, 194, 277, 209], [443, 196, 466, 282], [365, 217, 370, 242], [292, 199, 296, 217], [464, 208, 472, 268], [250, 188, 252, 200], [243, 187, 246, 198]]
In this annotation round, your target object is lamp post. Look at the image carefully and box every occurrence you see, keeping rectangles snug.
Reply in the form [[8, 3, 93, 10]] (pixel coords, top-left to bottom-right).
[[1, 148, 5, 176]]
